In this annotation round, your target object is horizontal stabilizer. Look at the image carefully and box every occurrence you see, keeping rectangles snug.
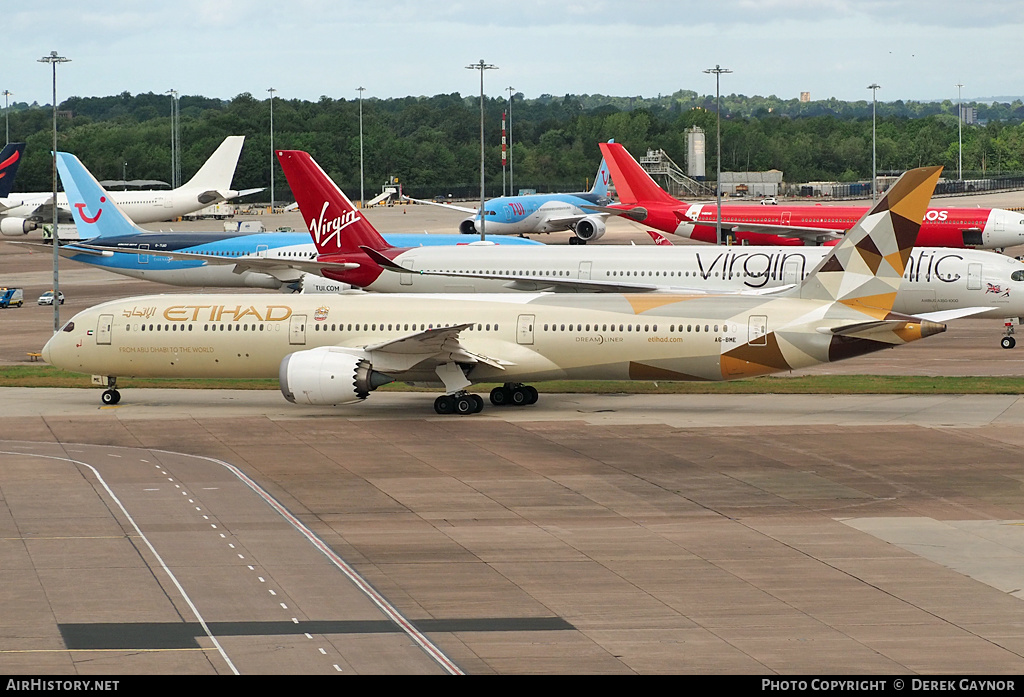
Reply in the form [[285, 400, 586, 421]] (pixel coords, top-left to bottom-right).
[[401, 195, 478, 215], [819, 318, 946, 339]]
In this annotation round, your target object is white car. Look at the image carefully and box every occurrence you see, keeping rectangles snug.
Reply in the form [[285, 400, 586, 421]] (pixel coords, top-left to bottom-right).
[[38, 291, 65, 305], [760, 197, 778, 205]]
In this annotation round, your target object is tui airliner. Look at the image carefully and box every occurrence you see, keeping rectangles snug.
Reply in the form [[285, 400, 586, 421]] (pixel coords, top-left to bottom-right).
[[53, 151, 542, 293]]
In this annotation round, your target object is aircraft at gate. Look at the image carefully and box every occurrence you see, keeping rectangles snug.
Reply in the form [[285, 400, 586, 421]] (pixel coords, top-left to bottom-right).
[[51, 151, 541, 293], [0, 136, 258, 235], [598, 141, 1024, 249], [45, 165, 961, 411]]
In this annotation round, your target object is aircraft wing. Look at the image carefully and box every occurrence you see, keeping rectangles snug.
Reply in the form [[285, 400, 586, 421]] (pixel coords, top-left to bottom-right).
[[9, 241, 115, 258], [544, 212, 609, 228], [401, 195, 479, 215], [75, 244, 359, 275], [234, 187, 266, 198], [722, 221, 842, 243], [581, 204, 649, 222], [359, 245, 790, 296], [361, 324, 512, 374]]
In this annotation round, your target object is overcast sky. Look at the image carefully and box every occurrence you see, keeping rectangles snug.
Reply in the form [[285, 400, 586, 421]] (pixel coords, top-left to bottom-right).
[[6, 1, 1021, 107]]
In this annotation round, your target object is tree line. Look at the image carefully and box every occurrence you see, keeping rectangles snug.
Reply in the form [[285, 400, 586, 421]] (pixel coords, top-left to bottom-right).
[[3, 90, 1023, 200]]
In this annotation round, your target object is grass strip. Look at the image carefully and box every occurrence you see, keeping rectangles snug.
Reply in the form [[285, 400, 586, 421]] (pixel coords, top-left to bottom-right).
[[1, 365, 1022, 394]]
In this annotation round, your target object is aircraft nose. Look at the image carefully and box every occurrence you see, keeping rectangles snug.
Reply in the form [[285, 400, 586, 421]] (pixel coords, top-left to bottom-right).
[[41, 335, 54, 365]]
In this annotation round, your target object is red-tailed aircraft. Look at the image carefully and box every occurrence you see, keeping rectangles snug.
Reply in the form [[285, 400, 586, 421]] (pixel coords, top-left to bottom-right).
[[597, 142, 1024, 249]]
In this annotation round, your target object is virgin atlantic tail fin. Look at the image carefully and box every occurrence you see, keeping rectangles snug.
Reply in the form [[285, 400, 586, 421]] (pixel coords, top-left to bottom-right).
[[276, 150, 392, 256], [599, 141, 680, 207]]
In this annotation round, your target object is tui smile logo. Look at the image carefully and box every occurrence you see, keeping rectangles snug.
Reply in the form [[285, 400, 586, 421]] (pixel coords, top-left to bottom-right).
[[75, 197, 105, 224]]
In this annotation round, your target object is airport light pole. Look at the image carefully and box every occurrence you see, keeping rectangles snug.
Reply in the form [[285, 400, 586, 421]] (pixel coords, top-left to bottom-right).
[[466, 60, 496, 241], [956, 83, 963, 182], [267, 87, 276, 212], [704, 64, 731, 245], [507, 85, 515, 196], [166, 89, 180, 189], [38, 51, 70, 333], [868, 83, 880, 203], [357, 86, 365, 209], [2, 90, 11, 144]]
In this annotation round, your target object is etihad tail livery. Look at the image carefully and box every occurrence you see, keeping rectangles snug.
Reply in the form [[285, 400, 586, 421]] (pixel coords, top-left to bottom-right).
[[403, 144, 614, 244], [46, 166, 956, 412], [600, 141, 1024, 249], [0, 136, 258, 235]]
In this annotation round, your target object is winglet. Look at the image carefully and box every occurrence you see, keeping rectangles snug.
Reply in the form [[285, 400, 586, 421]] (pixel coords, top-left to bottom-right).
[[645, 229, 674, 246], [56, 152, 143, 239]]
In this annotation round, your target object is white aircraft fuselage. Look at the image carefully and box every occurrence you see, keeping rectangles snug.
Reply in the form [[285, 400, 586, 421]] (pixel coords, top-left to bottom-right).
[[334, 244, 1024, 320]]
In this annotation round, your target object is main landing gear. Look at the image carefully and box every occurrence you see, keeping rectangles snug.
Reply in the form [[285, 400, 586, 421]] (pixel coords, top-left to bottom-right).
[[434, 392, 484, 415], [568, 236, 588, 245], [489, 383, 538, 407], [432, 383, 539, 415]]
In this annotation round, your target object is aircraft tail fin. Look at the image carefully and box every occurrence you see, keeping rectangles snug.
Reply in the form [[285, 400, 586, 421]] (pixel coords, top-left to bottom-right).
[[181, 135, 244, 195], [798, 165, 943, 317], [276, 150, 392, 255], [599, 141, 680, 206], [588, 140, 613, 198], [55, 152, 144, 239], [0, 142, 26, 198]]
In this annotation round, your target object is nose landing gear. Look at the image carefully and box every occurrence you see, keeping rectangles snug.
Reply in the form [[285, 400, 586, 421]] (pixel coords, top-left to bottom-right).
[[1002, 320, 1017, 349]]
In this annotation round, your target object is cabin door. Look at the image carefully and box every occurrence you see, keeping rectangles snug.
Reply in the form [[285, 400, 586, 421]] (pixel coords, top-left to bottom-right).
[[289, 314, 307, 345], [748, 315, 768, 346], [96, 314, 113, 345], [517, 314, 535, 345]]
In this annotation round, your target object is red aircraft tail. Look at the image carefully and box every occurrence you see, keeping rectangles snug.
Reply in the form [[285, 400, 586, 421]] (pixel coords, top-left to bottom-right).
[[276, 150, 391, 255], [599, 142, 680, 207]]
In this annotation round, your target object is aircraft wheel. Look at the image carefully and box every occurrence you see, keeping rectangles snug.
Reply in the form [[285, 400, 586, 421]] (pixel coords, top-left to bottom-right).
[[101, 389, 120, 405], [490, 386, 510, 406], [525, 386, 539, 404], [568, 236, 580, 245], [511, 387, 529, 406], [455, 395, 476, 415], [470, 394, 484, 413], [434, 395, 455, 414], [1001, 336, 1016, 349]]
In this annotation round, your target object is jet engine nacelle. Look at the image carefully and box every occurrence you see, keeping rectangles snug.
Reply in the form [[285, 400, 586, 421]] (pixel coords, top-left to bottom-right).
[[0, 217, 37, 236], [573, 216, 606, 242], [279, 347, 394, 406], [459, 217, 478, 235], [292, 272, 351, 294]]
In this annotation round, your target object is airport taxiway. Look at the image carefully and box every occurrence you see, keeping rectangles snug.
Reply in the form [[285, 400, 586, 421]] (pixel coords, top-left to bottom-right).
[[3, 201, 1024, 674]]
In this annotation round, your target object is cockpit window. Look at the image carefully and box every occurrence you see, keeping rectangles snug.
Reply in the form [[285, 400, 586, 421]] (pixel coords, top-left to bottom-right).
[[1012, 271, 1024, 282], [61, 321, 75, 332]]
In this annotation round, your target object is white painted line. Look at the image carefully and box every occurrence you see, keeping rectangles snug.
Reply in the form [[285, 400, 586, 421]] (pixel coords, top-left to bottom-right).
[[0, 450, 239, 676], [190, 452, 464, 675]]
